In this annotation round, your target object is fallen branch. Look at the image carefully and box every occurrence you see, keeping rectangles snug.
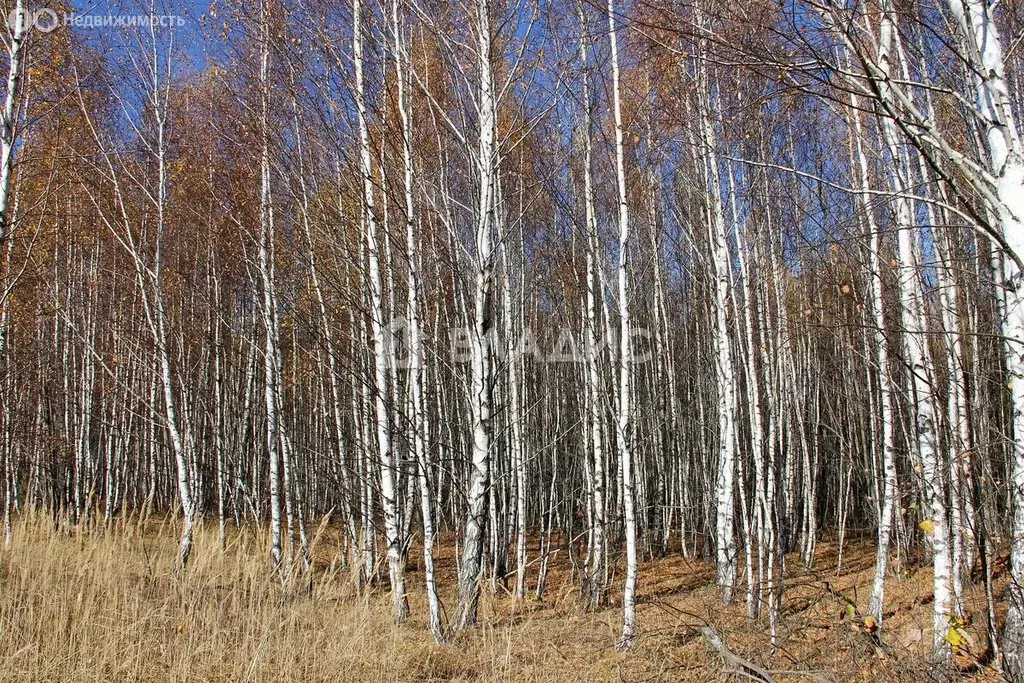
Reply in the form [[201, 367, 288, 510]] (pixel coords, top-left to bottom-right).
[[699, 626, 776, 683]]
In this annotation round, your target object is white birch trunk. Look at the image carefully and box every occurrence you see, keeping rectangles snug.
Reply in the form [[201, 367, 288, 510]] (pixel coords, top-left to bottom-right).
[[607, 0, 637, 650], [0, 0, 25, 252], [354, 0, 408, 621], [698, 66, 738, 605], [257, 3, 283, 571], [876, 7, 952, 664], [391, 0, 442, 640], [579, 5, 606, 608], [942, 0, 1024, 673], [847, 97, 899, 623], [455, 0, 497, 629]]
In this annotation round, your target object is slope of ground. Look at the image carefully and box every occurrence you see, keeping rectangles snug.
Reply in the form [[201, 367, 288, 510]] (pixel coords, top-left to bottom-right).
[[0, 515, 1005, 681]]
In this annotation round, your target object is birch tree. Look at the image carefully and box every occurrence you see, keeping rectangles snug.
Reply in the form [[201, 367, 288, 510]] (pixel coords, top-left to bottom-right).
[[390, 0, 442, 640], [354, 0, 409, 621], [606, 0, 638, 649], [0, 0, 25, 254], [939, 1, 1024, 673], [455, 0, 498, 630]]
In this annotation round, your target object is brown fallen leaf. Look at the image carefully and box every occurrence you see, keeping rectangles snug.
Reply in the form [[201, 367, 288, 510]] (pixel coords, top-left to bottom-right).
[[901, 627, 923, 648]]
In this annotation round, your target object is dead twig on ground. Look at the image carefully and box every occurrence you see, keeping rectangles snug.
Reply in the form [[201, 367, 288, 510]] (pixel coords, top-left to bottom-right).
[[699, 625, 776, 683]]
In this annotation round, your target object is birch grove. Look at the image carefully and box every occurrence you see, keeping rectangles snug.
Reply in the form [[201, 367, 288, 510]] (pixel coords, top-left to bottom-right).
[[1, 0, 1024, 675]]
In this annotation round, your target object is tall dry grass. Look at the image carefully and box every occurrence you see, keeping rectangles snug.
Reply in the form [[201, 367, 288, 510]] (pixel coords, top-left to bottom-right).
[[0, 514, 637, 682], [0, 513, 999, 681]]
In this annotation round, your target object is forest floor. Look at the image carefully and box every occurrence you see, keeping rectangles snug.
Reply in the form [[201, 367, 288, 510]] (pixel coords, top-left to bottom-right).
[[0, 514, 1008, 682]]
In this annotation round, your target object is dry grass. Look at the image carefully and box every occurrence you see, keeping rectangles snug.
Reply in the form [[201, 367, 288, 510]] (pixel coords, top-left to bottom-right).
[[0, 515, 1006, 681]]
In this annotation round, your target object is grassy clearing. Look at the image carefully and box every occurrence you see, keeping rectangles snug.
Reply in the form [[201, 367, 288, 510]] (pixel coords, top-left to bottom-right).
[[0, 515, 1005, 681]]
